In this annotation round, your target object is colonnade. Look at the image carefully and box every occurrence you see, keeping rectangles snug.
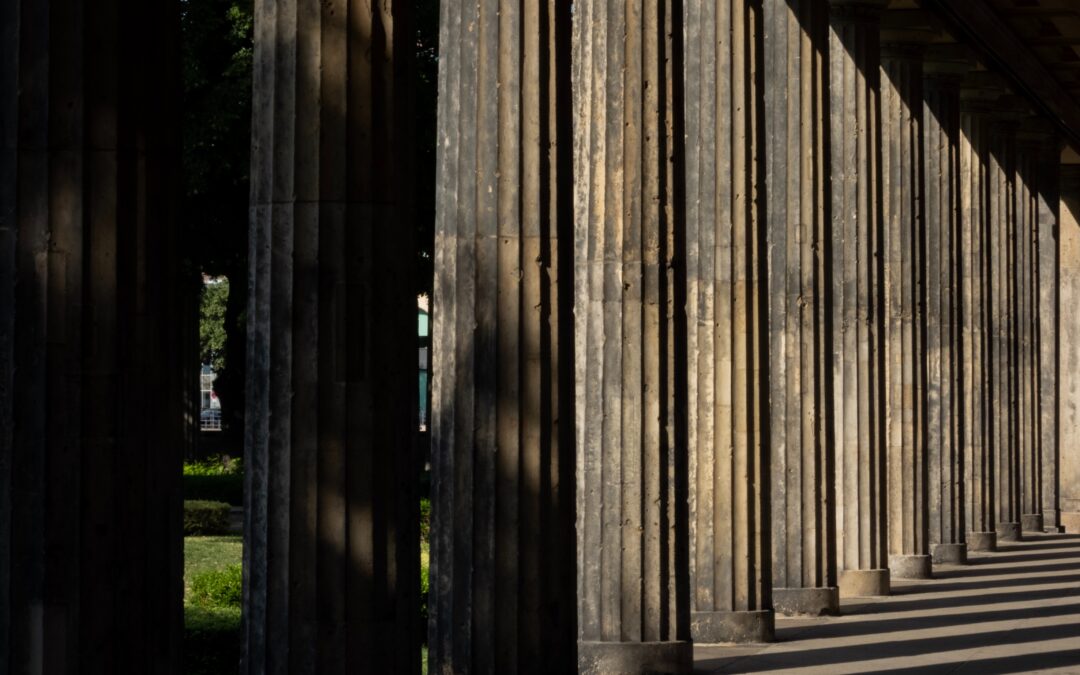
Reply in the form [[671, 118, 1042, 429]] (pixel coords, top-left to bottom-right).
[[3, 0, 1080, 673]]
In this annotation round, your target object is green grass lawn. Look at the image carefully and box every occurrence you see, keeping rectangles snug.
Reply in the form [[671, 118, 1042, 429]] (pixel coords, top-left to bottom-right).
[[184, 536, 242, 675]]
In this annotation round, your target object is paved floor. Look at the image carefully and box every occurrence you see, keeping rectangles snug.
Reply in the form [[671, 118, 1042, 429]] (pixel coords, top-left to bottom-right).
[[694, 532, 1080, 674]]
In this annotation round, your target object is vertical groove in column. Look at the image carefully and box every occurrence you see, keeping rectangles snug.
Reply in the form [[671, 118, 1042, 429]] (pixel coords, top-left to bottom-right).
[[429, 1, 576, 673], [1016, 131, 1043, 534], [573, 0, 692, 671], [245, 1, 419, 673], [1036, 135, 1062, 533], [989, 121, 1022, 542], [828, 0, 890, 598], [3, 0, 185, 672], [924, 72, 966, 563], [686, 0, 773, 643], [880, 46, 931, 580], [764, 0, 839, 618], [960, 106, 996, 551]]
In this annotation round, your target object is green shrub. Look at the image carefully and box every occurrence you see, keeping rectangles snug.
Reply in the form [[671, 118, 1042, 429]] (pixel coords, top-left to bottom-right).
[[190, 563, 242, 608], [184, 605, 240, 675], [420, 555, 430, 627], [184, 500, 231, 535], [183, 454, 242, 477], [419, 498, 431, 544], [183, 474, 244, 506]]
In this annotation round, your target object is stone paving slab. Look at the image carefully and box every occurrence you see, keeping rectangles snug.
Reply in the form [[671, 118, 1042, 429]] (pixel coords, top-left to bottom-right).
[[695, 533, 1080, 674]]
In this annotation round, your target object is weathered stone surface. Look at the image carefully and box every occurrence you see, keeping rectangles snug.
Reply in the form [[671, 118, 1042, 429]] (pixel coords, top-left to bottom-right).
[[997, 521, 1021, 542], [572, 0, 691, 669], [429, 1, 576, 672], [888, 554, 933, 580], [245, 2, 418, 672], [967, 531, 998, 552], [839, 569, 891, 598], [1, 2, 186, 672], [829, 0, 891, 598], [772, 588, 841, 617], [932, 543, 968, 564], [686, 0, 773, 645], [764, 0, 839, 615], [881, 45, 931, 582], [1059, 167, 1080, 534], [1021, 513, 1045, 532]]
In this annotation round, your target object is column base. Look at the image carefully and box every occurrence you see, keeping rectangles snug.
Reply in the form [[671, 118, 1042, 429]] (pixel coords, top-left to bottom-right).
[[1043, 509, 1063, 532], [691, 610, 774, 644], [1022, 513, 1044, 533], [772, 587, 839, 616], [932, 543, 967, 564], [967, 531, 997, 551], [839, 569, 890, 597], [996, 521, 1021, 542], [578, 640, 692, 674], [888, 554, 932, 579]]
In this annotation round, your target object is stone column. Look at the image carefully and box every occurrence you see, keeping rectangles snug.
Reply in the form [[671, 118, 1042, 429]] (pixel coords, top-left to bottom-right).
[[244, 2, 419, 673], [924, 69, 967, 564], [1, 1, 186, 672], [686, 0, 773, 643], [959, 102, 997, 552], [430, 1, 576, 672], [828, 0, 890, 598], [1035, 135, 1063, 533], [989, 119, 1023, 542], [880, 43, 931, 580], [763, 0, 839, 617], [573, 0, 692, 671], [1016, 125, 1046, 535], [1059, 166, 1080, 533]]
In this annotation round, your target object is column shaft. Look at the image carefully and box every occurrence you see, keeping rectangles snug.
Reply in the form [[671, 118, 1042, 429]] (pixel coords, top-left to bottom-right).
[[990, 123, 1022, 541], [1016, 136, 1043, 533], [245, 2, 419, 672], [430, 0, 576, 672], [960, 108, 997, 551], [924, 74, 967, 563], [573, 0, 692, 671], [1, 0, 186, 671], [1060, 167, 1080, 533], [881, 47, 931, 579], [828, 0, 890, 598], [686, 0, 773, 643], [764, 0, 839, 617], [1036, 139, 1062, 533]]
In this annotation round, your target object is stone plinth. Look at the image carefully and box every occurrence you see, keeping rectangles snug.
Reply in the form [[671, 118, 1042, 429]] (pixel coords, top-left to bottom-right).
[[889, 554, 933, 579], [997, 522, 1022, 541], [691, 611, 776, 645], [933, 543, 969, 564], [967, 531, 998, 551], [773, 588, 841, 617], [840, 569, 891, 598]]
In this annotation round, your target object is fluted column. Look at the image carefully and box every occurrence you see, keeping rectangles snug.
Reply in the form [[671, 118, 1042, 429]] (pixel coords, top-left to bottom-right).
[[764, 0, 839, 617], [1, 1, 186, 671], [573, 1, 692, 671], [1036, 136, 1063, 533], [828, 0, 890, 598], [924, 70, 967, 564], [1060, 166, 1080, 533], [430, 1, 576, 672], [1016, 127, 1045, 534], [960, 103, 997, 552], [245, 2, 419, 672], [989, 120, 1022, 542], [880, 44, 931, 580]]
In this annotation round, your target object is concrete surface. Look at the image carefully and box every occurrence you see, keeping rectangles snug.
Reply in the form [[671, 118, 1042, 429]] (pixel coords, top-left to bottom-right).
[[695, 532, 1080, 673]]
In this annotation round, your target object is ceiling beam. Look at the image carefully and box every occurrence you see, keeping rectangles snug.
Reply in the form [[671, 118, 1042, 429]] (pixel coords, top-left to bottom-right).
[[921, 0, 1080, 148]]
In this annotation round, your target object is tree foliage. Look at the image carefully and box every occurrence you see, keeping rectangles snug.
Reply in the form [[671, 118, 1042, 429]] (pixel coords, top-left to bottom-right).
[[199, 279, 229, 372]]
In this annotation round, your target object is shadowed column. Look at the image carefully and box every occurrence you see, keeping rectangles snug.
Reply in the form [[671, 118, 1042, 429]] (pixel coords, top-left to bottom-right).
[[989, 118, 1023, 543], [880, 43, 931, 580], [828, 0, 890, 598], [429, 0, 577, 672], [685, 0, 773, 643], [763, 0, 839, 617], [1035, 134, 1063, 534], [1, 0, 186, 672], [244, 1, 419, 673], [960, 101, 997, 553], [924, 68, 967, 565], [573, 0, 692, 671]]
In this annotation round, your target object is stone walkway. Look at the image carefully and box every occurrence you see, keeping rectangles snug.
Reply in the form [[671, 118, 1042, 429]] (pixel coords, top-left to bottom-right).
[[694, 533, 1080, 674]]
